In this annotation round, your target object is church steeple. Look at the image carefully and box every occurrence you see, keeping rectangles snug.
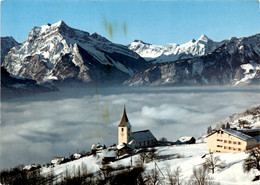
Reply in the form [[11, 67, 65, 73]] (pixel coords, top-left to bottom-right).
[[118, 105, 130, 127], [118, 105, 132, 144]]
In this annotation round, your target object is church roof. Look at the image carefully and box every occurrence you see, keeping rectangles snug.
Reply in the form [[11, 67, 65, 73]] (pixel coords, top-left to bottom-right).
[[130, 130, 156, 143], [118, 106, 131, 127]]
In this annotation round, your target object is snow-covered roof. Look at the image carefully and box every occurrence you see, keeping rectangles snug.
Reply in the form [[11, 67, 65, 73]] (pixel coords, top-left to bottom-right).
[[72, 153, 81, 159], [130, 130, 156, 143], [223, 129, 255, 141], [239, 129, 260, 135], [118, 106, 131, 127], [178, 136, 194, 143], [102, 150, 117, 158], [51, 157, 64, 164], [117, 143, 135, 150]]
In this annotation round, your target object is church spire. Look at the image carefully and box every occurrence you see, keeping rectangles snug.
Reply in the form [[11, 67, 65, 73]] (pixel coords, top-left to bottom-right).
[[118, 105, 130, 127]]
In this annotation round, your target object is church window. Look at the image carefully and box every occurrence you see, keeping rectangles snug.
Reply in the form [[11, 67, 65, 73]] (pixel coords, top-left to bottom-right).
[[122, 128, 124, 132]]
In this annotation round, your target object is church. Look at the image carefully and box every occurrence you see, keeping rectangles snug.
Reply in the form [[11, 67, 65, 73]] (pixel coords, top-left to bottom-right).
[[118, 106, 157, 148]]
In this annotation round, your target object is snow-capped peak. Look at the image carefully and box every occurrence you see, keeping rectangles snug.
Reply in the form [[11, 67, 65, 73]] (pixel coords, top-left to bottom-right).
[[197, 34, 210, 42], [128, 34, 225, 63]]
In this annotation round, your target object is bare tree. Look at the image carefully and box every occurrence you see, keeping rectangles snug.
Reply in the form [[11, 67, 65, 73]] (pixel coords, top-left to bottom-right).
[[207, 126, 213, 134], [203, 154, 225, 174], [147, 167, 160, 185], [166, 166, 182, 185], [188, 166, 219, 185], [159, 137, 168, 142], [243, 147, 260, 173], [225, 122, 231, 129]]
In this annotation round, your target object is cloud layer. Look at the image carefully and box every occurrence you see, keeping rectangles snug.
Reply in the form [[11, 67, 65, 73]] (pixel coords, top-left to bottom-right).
[[1, 86, 260, 169]]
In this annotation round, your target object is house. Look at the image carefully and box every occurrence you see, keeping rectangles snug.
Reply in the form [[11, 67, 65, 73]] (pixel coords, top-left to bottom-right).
[[102, 150, 117, 164], [206, 128, 260, 153], [176, 136, 196, 145], [51, 157, 65, 165], [118, 106, 157, 148], [117, 142, 135, 156]]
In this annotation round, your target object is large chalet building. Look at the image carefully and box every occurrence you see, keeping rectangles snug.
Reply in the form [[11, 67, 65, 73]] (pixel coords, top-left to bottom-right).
[[206, 129, 260, 153], [118, 106, 157, 148]]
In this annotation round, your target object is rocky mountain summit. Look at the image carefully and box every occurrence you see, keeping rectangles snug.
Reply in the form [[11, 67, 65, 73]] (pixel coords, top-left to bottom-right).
[[124, 34, 260, 86], [2, 21, 149, 84], [128, 34, 226, 64]]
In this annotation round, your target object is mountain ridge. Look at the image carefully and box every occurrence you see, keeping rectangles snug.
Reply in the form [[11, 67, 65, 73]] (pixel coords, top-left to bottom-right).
[[124, 33, 260, 86], [2, 20, 149, 84], [128, 34, 227, 64]]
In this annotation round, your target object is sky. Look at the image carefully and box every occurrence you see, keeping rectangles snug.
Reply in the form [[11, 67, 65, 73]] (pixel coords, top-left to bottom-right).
[[1, 86, 260, 169], [1, 0, 260, 45]]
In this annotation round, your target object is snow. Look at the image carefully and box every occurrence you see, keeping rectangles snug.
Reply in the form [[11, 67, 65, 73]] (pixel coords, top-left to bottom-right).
[[102, 150, 117, 158], [40, 143, 259, 184], [129, 34, 225, 64], [235, 62, 260, 85], [178, 136, 193, 142]]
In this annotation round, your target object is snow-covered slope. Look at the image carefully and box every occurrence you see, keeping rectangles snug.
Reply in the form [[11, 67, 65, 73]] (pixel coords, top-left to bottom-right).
[[217, 105, 260, 129], [128, 34, 226, 64], [40, 144, 259, 185], [124, 34, 260, 86], [2, 21, 148, 84], [1, 36, 19, 63]]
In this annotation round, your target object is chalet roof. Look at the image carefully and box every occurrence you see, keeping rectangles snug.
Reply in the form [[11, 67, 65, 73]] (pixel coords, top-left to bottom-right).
[[223, 129, 254, 141], [239, 129, 260, 136], [130, 130, 156, 143], [117, 143, 135, 150], [178, 136, 195, 143], [118, 106, 131, 127], [102, 150, 117, 158], [207, 129, 256, 141]]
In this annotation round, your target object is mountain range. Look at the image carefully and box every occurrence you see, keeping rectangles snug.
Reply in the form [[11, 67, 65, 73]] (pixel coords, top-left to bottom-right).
[[128, 34, 226, 64], [1, 21, 260, 88], [2, 21, 148, 85]]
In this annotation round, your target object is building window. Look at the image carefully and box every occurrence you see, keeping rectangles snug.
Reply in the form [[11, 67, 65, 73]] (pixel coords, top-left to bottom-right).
[[233, 148, 236, 150], [238, 148, 241, 151], [217, 139, 223, 142], [217, 145, 222, 148], [224, 140, 227, 143], [233, 141, 236, 144], [228, 141, 232, 144], [224, 146, 227, 149], [238, 142, 241, 145], [228, 147, 231, 150], [122, 128, 124, 132], [216, 150, 221, 153]]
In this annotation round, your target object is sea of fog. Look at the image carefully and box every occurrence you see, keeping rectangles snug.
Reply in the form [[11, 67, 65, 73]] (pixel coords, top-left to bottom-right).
[[1, 85, 260, 169]]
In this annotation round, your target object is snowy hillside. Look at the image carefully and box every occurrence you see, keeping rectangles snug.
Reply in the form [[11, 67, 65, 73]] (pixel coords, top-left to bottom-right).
[[40, 144, 259, 185], [2, 21, 148, 84], [217, 105, 260, 129], [128, 34, 226, 64]]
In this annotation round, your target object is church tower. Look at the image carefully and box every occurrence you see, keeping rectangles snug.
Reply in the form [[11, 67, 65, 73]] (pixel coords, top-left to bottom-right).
[[118, 106, 132, 144]]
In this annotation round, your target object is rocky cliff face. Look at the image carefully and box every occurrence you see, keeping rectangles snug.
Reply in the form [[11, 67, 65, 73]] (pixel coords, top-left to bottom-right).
[[1, 36, 19, 63], [2, 21, 149, 84], [124, 34, 260, 86]]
